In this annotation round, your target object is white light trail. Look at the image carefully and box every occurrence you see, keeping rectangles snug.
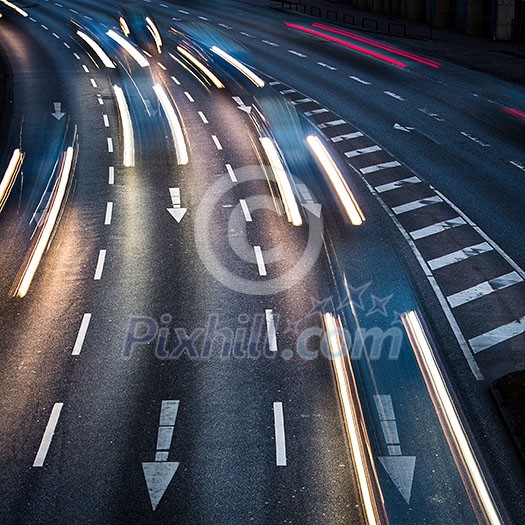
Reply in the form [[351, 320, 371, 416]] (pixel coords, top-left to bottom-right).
[[76, 31, 115, 68], [307, 135, 364, 225], [402, 310, 503, 525], [106, 29, 149, 68], [210, 46, 264, 87], [152, 83, 188, 165], [259, 137, 302, 226], [113, 85, 135, 167], [16, 147, 74, 298]]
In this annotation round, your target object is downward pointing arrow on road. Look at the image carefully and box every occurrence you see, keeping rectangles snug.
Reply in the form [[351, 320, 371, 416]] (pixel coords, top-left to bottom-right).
[[378, 456, 416, 504], [52, 102, 65, 120], [167, 187, 187, 223], [142, 400, 181, 511], [142, 461, 180, 511]]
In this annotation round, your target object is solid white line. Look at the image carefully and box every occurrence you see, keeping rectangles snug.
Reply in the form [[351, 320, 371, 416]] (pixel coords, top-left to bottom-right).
[[288, 50, 307, 57], [104, 202, 113, 225], [350, 76, 371, 85], [360, 160, 401, 175], [427, 241, 492, 270], [156, 426, 174, 450], [212, 135, 223, 150], [108, 166, 114, 185], [345, 145, 381, 158], [304, 108, 329, 116], [291, 97, 312, 105], [94, 249, 106, 280], [384, 91, 405, 101], [373, 394, 395, 421], [375, 176, 420, 193], [226, 164, 237, 182], [254, 246, 267, 276], [160, 399, 180, 426], [318, 119, 346, 129], [33, 403, 63, 467], [410, 217, 466, 240], [239, 199, 252, 222], [72, 314, 91, 355], [469, 314, 525, 353], [392, 195, 442, 215], [184, 91, 194, 102], [330, 132, 363, 143], [103, 114, 109, 127], [447, 271, 522, 308], [198, 111, 208, 123], [265, 309, 278, 352], [107, 138, 113, 152], [273, 402, 287, 466], [90, 79, 98, 88]]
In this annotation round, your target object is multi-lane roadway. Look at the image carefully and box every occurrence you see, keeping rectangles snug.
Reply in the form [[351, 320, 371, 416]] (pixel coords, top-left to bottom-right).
[[0, 0, 524, 523]]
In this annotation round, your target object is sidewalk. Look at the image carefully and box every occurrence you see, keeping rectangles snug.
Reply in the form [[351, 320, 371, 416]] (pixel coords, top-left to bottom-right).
[[266, 0, 525, 84]]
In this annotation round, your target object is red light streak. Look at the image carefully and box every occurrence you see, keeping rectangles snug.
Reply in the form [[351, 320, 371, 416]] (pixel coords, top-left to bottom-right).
[[285, 22, 407, 68], [312, 22, 441, 68]]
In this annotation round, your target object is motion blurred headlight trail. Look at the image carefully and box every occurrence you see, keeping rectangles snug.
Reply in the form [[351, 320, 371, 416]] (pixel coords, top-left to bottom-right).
[[324, 313, 382, 525], [402, 311, 504, 525], [312, 23, 440, 68], [15, 147, 74, 298], [0, 148, 24, 213], [285, 23, 406, 69], [210, 46, 265, 87], [259, 137, 302, 226], [307, 135, 364, 226], [106, 29, 149, 68], [0, 0, 28, 17], [152, 83, 188, 165], [77, 31, 115, 69], [113, 85, 135, 167], [174, 47, 224, 89], [146, 17, 162, 53], [119, 16, 130, 37]]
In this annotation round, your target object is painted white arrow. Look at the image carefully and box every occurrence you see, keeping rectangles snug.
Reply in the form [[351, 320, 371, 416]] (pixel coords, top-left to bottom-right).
[[296, 182, 322, 218], [374, 394, 416, 504], [143, 400, 180, 511], [393, 123, 414, 132], [52, 102, 65, 120], [378, 456, 416, 504], [167, 187, 187, 222], [232, 95, 252, 114]]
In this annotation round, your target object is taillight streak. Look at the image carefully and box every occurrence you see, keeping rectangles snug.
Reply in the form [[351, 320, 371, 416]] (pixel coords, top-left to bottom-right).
[[285, 22, 407, 68]]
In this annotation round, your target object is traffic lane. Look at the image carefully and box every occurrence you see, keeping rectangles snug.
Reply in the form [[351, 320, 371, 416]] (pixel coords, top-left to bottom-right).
[[0, 16, 83, 294], [2, 113, 364, 520], [214, 38, 525, 267], [0, 53, 366, 523]]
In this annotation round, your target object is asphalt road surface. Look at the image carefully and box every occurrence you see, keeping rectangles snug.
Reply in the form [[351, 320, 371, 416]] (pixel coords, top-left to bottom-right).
[[0, 1, 524, 523]]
